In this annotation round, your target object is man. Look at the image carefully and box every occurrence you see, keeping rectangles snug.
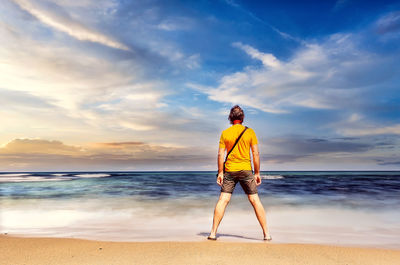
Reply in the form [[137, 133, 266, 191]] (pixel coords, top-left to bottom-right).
[[208, 105, 272, 241]]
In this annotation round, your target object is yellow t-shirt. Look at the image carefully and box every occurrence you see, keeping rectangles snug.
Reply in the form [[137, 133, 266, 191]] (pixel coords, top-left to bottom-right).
[[219, 124, 258, 172]]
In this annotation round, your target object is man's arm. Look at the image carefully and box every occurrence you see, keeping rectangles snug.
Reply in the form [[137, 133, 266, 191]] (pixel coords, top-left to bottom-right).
[[216, 147, 225, 186], [251, 144, 262, 185]]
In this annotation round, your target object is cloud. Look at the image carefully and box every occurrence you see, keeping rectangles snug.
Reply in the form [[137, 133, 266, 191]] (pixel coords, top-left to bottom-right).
[[264, 135, 372, 156], [257, 133, 400, 169], [224, 0, 240, 8], [2, 0, 205, 143], [261, 154, 311, 164], [92, 142, 145, 147], [332, 0, 350, 12], [375, 11, 400, 34], [194, 22, 399, 117], [0, 25, 218, 146], [233, 42, 281, 68], [0, 31, 165, 131], [0, 138, 82, 155], [255, 135, 396, 169], [13, 0, 130, 50], [338, 123, 400, 136], [0, 138, 214, 171], [1, 0, 218, 150], [327, 113, 400, 136], [118, 121, 157, 132], [0, 135, 383, 171], [0, 10, 192, 146], [156, 17, 194, 31], [376, 159, 400, 166], [0, 88, 55, 110]]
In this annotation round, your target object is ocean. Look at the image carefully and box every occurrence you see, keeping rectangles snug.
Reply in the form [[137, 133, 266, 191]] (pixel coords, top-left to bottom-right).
[[1, 171, 399, 248]]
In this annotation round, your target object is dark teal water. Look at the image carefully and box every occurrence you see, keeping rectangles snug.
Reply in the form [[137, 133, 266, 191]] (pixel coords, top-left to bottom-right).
[[1, 171, 399, 209]]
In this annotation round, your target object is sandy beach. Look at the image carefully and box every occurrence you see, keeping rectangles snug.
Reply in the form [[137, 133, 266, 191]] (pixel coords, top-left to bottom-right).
[[2, 171, 400, 264], [1, 235, 400, 265]]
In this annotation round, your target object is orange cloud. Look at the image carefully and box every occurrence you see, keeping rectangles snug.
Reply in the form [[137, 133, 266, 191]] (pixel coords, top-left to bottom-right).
[[0, 138, 82, 155], [0, 138, 214, 171], [91, 142, 146, 149]]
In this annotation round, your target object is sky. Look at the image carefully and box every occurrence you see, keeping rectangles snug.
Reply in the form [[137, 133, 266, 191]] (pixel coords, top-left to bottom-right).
[[0, 0, 399, 171]]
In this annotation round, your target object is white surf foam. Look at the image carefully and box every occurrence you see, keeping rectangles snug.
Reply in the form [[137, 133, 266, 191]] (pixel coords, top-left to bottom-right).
[[2, 198, 400, 248], [0, 176, 73, 183], [74, 173, 111, 178], [261, 175, 284, 180], [52, 173, 68, 176]]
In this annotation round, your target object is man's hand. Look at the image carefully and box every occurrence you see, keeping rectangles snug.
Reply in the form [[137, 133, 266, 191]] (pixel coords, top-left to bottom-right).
[[255, 173, 262, 186], [251, 144, 261, 186], [216, 172, 224, 186]]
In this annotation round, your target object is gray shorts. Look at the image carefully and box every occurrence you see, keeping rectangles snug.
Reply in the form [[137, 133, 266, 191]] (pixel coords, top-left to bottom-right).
[[221, 170, 258, 194]]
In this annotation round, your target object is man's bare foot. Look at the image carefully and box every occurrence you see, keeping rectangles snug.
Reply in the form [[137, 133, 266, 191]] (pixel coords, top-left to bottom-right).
[[207, 232, 217, 240], [263, 234, 272, 241], [207, 234, 217, 240]]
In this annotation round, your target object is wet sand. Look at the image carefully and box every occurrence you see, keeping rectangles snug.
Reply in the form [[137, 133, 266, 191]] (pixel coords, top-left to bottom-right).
[[1, 235, 400, 265]]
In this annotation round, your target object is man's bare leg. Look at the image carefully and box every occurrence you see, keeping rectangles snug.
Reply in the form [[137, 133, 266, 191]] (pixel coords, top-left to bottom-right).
[[247, 193, 271, 239], [209, 192, 232, 238]]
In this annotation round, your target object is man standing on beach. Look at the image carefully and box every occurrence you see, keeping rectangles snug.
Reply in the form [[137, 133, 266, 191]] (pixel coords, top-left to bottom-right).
[[208, 105, 272, 241]]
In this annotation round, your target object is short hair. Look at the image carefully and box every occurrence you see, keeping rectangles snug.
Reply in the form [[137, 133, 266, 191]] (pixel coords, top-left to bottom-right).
[[228, 105, 244, 124]]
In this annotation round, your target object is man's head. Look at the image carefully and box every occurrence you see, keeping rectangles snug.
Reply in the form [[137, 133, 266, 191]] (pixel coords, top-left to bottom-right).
[[228, 105, 244, 124]]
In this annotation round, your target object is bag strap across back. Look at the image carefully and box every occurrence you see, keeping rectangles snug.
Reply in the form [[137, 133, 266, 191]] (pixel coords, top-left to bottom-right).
[[223, 126, 248, 173]]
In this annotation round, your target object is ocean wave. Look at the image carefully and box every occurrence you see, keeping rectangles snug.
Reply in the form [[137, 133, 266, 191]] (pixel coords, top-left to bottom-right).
[[261, 175, 284, 180], [52, 173, 68, 176], [0, 173, 31, 177], [74, 173, 111, 178], [0, 176, 73, 183]]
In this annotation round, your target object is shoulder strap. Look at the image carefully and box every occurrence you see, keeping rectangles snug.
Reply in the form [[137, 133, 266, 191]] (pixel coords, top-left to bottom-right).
[[223, 126, 248, 172]]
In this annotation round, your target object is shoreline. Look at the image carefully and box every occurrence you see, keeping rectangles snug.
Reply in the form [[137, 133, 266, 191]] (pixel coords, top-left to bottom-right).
[[3, 200, 399, 249], [4, 232, 400, 250], [2, 235, 400, 265]]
